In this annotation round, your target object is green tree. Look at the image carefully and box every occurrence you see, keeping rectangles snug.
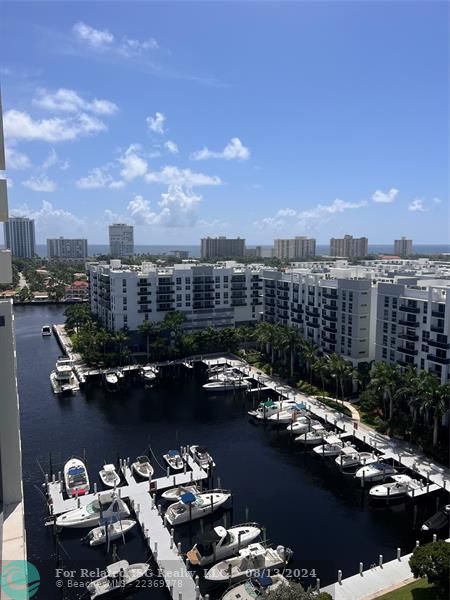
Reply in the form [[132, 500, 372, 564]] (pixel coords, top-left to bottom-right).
[[300, 339, 319, 383], [138, 320, 160, 361], [409, 540, 450, 598], [367, 362, 400, 420], [312, 356, 329, 395], [265, 581, 332, 600], [419, 376, 449, 446]]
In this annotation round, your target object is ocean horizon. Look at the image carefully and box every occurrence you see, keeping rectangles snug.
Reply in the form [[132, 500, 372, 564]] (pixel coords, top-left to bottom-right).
[[34, 243, 450, 259]]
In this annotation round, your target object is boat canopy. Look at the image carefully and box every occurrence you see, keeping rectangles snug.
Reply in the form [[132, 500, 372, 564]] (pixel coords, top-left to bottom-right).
[[259, 400, 274, 408], [195, 528, 223, 544], [253, 574, 273, 588], [168, 450, 180, 457], [181, 492, 197, 504], [68, 466, 85, 475], [196, 446, 208, 454]]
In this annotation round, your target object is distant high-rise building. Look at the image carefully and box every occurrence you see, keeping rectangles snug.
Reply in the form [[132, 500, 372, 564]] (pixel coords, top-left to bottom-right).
[[200, 236, 246, 259], [47, 237, 88, 261], [3, 217, 35, 258], [394, 237, 413, 257], [329, 235, 368, 258], [273, 237, 316, 260], [109, 224, 134, 258]]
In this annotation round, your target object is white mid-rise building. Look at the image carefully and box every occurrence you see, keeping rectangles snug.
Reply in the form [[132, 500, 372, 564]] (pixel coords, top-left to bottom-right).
[[375, 278, 450, 384], [3, 216, 36, 258], [88, 260, 263, 332], [0, 92, 27, 564], [330, 235, 368, 258], [109, 223, 134, 258], [273, 237, 316, 260], [261, 270, 375, 366], [394, 237, 413, 257], [47, 236, 88, 260]]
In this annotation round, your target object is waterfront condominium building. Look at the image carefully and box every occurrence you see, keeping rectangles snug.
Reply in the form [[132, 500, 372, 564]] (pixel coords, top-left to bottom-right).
[[394, 237, 413, 257], [273, 237, 316, 260], [261, 270, 376, 366], [375, 278, 450, 384], [329, 235, 368, 258], [109, 223, 134, 258], [0, 92, 27, 562], [200, 236, 246, 259], [3, 216, 36, 258], [87, 260, 263, 332], [47, 236, 88, 260]]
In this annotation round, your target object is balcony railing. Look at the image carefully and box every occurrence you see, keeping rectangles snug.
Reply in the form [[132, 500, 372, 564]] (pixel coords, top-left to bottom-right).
[[399, 319, 419, 328], [428, 339, 450, 349], [431, 310, 445, 318], [397, 346, 418, 356], [399, 305, 420, 314], [427, 354, 450, 365]]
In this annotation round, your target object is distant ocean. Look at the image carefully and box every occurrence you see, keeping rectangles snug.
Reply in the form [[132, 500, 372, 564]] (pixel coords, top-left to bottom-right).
[[34, 243, 450, 259]]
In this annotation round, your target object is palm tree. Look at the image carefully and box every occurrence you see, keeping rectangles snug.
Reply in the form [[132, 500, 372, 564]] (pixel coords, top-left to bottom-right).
[[394, 368, 420, 423], [368, 362, 400, 420], [114, 330, 129, 365], [282, 326, 301, 378], [138, 320, 159, 361], [301, 340, 319, 383], [255, 322, 273, 357], [161, 311, 185, 352], [418, 374, 446, 446], [312, 356, 329, 395]]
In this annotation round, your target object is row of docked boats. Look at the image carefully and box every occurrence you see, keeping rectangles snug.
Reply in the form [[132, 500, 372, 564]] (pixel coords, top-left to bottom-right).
[[203, 365, 251, 392]]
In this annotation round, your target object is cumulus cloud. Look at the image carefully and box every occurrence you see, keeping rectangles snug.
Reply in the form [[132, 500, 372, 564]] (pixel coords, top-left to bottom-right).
[[146, 112, 166, 134], [22, 174, 57, 192], [11, 200, 85, 235], [41, 148, 70, 171], [255, 198, 367, 230], [191, 137, 250, 161], [4, 110, 106, 142], [33, 88, 118, 116], [73, 22, 114, 48], [76, 166, 124, 190], [127, 185, 202, 228], [118, 36, 159, 57], [372, 188, 399, 203], [145, 166, 221, 187], [165, 140, 179, 154], [433, 197, 442, 204], [408, 198, 426, 212], [119, 144, 148, 181], [5, 146, 31, 170]]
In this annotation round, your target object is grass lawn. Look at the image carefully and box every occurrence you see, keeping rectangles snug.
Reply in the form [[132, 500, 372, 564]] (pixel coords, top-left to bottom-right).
[[375, 578, 436, 599]]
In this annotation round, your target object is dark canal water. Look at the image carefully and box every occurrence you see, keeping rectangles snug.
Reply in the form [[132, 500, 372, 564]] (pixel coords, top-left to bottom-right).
[[14, 305, 447, 599]]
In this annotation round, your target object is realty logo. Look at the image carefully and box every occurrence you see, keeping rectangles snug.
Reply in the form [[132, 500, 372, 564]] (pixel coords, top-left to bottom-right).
[[0, 561, 40, 600]]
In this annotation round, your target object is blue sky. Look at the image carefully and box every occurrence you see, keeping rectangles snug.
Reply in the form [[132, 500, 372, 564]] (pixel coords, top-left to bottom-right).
[[1, 1, 448, 244]]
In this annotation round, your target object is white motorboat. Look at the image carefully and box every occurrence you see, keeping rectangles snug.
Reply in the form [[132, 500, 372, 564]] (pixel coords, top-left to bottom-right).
[[99, 464, 121, 488], [161, 485, 199, 502], [421, 505, 450, 532], [268, 404, 308, 425], [222, 574, 289, 600], [105, 371, 118, 386], [163, 450, 184, 471], [165, 490, 231, 526], [207, 368, 243, 382], [190, 445, 215, 468], [87, 560, 148, 599], [294, 425, 329, 445], [312, 437, 355, 457], [64, 457, 90, 498], [50, 363, 79, 395], [204, 543, 293, 583], [56, 491, 130, 528], [41, 325, 52, 336], [285, 418, 321, 435], [85, 519, 136, 547], [248, 400, 296, 420], [131, 456, 154, 480], [187, 523, 262, 566], [203, 378, 250, 392], [141, 365, 157, 384], [335, 449, 378, 469], [355, 461, 397, 483], [369, 475, 414, 500]]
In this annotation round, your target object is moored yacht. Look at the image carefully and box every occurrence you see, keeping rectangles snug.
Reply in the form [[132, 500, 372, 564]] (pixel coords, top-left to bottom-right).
[[204, 543, 293, 582], [161, 484, 199, 503], [86, 519, 136, 546], [203, 377, 250, 392], [141, 365, 157, 384], [187, 523, 262, 566], [41, 325, 52, 336], [165, 489, 231, 526], [56, 491, 130, 528], [268, 403, 308, 425], [87, 560, 148, 598], [248, 400, 296, 420], [104, 371, 119, 386], [190, 445, 215, 468], [163, 450, 184, 471], [222, 574, 289, 600], [99, 464, 121, 488], [294, 425, 329, 445], [369, 475, 415, 500], [131, 456, 154, 480], [64, 457, 90, 498], [335, 449, 378, 469], [312, 437, 355, 457], [355, 461, 397, 483], [50, 362, 79, 395]]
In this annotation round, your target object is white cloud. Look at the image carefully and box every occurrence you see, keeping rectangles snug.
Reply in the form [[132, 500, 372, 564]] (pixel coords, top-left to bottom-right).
[[372, 187, 399, 204], [191, 137, 250, 161], [127, 185, 202, 228], [118, 36, 159, 57], [146, 112, 166, 134], [41, 148, 70, 171], [145, 165, 221, 187], [408, 198, 427, 212], [119, 144, 148, 181], [33, 88, 118, 116], [4, 110, 106, 142], [76, 167, 112, 189], [5, 146, 31, 170], [433, 197, 442, 204], [10, 200, 85, 235], [73, 22, 114, 48], [165, 140, 179, 154], [255, 198, 367, 230], [22, 174, 57, 192]]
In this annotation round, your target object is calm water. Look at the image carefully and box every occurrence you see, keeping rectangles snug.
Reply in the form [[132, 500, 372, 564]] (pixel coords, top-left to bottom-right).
[[15, 305, 447, 599]]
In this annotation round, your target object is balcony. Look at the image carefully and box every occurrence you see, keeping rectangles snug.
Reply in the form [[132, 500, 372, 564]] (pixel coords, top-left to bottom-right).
[[398, 333, 419, 342], [322, 290, 338, 300], [431, 310, 445, 318], [431, 325, 444, 334], [307, 322, 320, 329], [323, 303, 338, 311], [322, 335, 337, 344], [428, 339, 450, 349], [399, 319, 419, 328], [397, 346, 418, 356], [399, 305, 420, 314], [322, 312, 337, 322], [398, 359, 416, 368], [427, 354, 450, 365], [323, 325, 337, 334]]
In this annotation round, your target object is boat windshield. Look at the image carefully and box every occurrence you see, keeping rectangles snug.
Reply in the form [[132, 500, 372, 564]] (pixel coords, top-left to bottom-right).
[[87, 501, 104, 514]]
